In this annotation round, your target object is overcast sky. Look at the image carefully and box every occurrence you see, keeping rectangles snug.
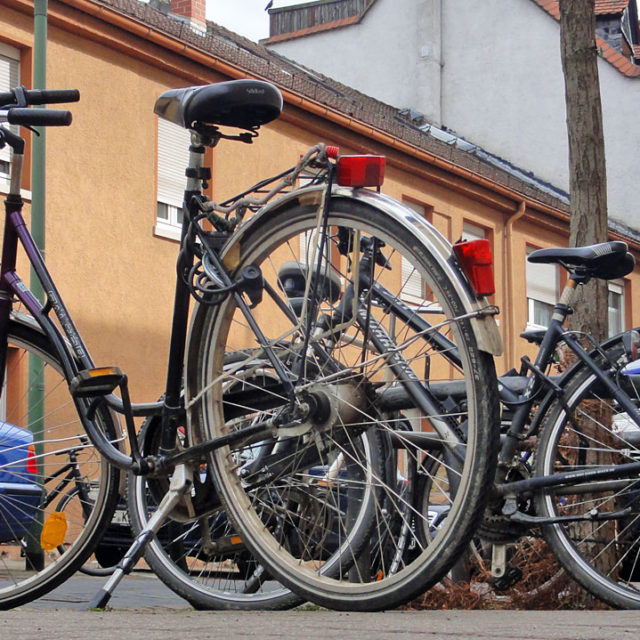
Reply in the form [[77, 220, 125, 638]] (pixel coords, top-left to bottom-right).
[[207, 1, 291, 42]]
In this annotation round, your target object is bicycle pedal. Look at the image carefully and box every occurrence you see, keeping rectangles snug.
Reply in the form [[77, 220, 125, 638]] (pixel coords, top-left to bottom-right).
[[70, 367, 125, 398]]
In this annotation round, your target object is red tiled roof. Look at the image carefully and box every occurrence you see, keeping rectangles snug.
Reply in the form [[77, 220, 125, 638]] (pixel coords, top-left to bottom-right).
[[535, 1, 629, 20], [532, 0, 640, 77], [595, 0, 629, 14]]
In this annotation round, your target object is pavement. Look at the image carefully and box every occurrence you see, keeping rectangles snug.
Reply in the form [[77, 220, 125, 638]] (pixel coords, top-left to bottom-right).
[[5, 608, 640, 640], [3, 573, 640, 640]]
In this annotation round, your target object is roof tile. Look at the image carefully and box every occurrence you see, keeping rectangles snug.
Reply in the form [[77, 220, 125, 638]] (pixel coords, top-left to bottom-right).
[[595, 0, 628, 15], [533, 0, 640, 77], [74, 0, 575, 211]]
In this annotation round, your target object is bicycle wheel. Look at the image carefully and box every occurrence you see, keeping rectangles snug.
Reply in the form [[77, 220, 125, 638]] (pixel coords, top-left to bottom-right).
[[127, 412, 303, 610], [0, 317, 120, 608], [186, 194, 499, 610], [535, 333, 640, 608]]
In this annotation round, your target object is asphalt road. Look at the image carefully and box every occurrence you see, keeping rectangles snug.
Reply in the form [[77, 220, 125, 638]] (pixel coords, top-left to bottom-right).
[[3, 573, 640, 640]]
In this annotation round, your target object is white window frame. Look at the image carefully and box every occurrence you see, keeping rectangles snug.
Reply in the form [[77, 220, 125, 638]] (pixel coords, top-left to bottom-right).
[[526, 249, 558, 329], [155, 117, 191, 241], [0, 43, 20, 190], [608, 280, 625, 338], [461, 221, 486, 242], [401, 202, 432, 304]]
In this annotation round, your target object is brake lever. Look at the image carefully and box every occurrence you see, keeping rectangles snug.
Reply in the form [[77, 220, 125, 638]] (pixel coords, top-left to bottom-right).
[[13, 86, 27, 108]]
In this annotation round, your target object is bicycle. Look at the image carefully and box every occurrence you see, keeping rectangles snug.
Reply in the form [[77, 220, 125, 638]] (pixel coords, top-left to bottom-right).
[[410, 241, 640, 608], [0, 79, 502, 611]]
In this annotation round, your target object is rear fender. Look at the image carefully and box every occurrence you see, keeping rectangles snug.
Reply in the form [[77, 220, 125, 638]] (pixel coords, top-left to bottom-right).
[[201, 185, 503, 356]]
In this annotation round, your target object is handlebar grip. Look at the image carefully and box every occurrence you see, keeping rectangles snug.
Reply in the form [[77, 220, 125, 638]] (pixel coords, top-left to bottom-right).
[[7, 108, 72, 126], [25, 89, 80, 105], [0, 91, 14, 107]]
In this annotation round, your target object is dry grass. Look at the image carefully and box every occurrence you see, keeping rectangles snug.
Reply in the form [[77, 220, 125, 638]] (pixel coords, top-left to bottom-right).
[[405, 540, 612, 610]]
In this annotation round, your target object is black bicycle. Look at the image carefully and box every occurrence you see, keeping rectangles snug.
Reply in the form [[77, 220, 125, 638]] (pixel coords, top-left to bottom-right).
[[0, 80, 501, 611], [410, 242, 640, 608]]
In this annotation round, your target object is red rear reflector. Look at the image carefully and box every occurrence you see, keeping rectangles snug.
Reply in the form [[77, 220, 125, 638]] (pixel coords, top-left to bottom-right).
[[325, 146, 339, 159], [453, 239, 495, 297], [336, 155, 386, 187], [26, 444, 37, 474]]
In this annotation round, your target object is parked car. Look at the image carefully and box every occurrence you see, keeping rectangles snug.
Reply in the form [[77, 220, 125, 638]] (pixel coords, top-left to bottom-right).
[[0, 422, 42, 542]]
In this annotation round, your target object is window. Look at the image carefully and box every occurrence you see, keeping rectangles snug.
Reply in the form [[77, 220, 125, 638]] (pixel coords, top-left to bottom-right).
[[526, 249, 558, 328], [608, 281, 625, 338], [461, 221, 486, 243], [401, 202, 432, 303], [156, 116, 191, 240], [0, 43, 20, 186]]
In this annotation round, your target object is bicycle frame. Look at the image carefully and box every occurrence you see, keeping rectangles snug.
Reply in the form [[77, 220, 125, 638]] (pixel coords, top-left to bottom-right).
[[492, 278, 640, 509], [0, 129, 210, 471]]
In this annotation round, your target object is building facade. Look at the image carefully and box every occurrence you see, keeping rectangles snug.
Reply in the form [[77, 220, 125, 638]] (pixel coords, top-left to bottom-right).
[[266, 0, 640, 234], [0, 0, 637, 401]]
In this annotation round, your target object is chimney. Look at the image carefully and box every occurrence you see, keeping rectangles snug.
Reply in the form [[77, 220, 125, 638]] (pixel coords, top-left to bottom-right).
[[170, 0, 207, 33]]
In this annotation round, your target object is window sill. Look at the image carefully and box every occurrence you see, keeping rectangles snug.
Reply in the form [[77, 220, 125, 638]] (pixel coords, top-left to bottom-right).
[[153, 220, 181, 242], [0, 182, 32, 201]]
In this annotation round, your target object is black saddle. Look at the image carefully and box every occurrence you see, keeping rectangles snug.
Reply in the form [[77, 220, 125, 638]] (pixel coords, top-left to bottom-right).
[[528, 241, 635, 280], [154, 79, 283, 130]]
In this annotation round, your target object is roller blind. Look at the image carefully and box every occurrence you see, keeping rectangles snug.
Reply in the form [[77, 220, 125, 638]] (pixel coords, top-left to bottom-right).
[[526, 255, 558, 305], [0, 46, 19, 171], [157, 117, 191, 207], [401, 202, 428, 300]]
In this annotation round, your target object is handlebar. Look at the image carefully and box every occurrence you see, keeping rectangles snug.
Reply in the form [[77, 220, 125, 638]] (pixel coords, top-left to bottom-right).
[[7, 108, 72, 127], [0, 86, 80, 108]]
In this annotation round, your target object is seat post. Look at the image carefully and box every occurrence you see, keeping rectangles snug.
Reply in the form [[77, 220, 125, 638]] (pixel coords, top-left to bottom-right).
[[186, 130, 207, 193], [159, 131, 208, 456], [552, 276, 579, 325]]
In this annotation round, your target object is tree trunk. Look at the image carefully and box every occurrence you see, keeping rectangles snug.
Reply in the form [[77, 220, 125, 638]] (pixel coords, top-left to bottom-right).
[[559, 0, 608, 341]]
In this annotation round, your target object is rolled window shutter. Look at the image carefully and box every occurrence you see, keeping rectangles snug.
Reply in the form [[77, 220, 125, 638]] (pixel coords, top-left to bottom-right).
[[401, 258, 424, 300], [526, 258, 557, 305], [401, 202, 428, 300], [157, 117, 191, 207], [0, 51, 19, 168]]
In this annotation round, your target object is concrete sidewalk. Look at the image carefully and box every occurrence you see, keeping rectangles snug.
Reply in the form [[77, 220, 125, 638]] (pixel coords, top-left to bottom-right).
[[5, 608, 640, 640], [5, 573, 640, 640]]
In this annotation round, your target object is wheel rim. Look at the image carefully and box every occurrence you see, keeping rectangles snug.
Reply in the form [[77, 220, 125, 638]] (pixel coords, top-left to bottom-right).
[[540, 359, 640, 604]]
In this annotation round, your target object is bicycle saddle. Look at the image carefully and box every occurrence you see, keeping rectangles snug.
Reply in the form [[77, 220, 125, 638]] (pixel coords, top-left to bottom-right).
[[527, 241, 635, 280], [154, 79, 283, 130]]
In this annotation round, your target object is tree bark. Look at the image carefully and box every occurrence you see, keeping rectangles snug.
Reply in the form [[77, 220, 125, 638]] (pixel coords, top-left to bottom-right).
[[559, 0, 608, 341]]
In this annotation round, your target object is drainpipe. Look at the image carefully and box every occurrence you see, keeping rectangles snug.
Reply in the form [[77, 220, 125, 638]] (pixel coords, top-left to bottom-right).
[[25, 0, 47, 572], [504, 201, 526, 369], [417, 0, 443, 126]]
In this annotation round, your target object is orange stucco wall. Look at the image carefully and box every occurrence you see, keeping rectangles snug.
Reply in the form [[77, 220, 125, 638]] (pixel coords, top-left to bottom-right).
[[1, 0, 638, 408]]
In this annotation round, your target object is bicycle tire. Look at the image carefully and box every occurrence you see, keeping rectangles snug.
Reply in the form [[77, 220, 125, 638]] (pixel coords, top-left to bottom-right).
[[186, 194, 499, 611], [535, 332, 640, 608], [0, 317, 120, 608]]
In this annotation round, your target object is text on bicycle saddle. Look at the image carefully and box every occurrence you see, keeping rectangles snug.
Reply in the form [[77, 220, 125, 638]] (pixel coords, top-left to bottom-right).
[[154, 79, 283, 130], [527, 240, 635, 280]]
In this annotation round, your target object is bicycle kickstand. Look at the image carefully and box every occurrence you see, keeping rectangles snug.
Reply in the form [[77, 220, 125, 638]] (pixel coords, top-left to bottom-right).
[[85, 464, 193, 611]]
